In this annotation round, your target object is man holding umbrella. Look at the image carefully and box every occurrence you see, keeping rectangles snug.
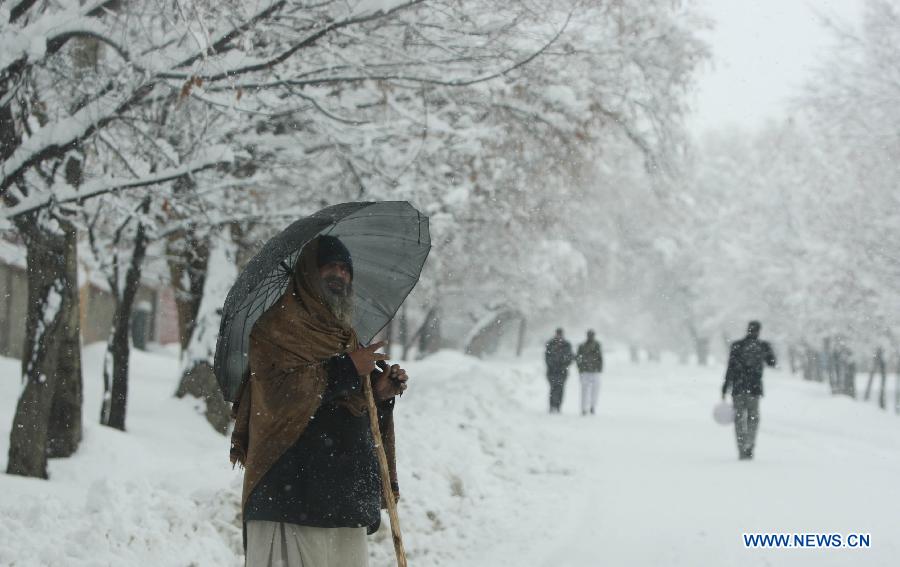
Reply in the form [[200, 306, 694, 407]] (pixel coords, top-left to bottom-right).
[[229, 234, 409, 566]]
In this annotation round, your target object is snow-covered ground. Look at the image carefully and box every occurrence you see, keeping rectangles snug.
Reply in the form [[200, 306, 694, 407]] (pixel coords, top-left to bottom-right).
[[1, 343, 898, 566]]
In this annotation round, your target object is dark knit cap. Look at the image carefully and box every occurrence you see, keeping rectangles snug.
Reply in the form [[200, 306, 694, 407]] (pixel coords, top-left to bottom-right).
[[317, 235, 353, 278]]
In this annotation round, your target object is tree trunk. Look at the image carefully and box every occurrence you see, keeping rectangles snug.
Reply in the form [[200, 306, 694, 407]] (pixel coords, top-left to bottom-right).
[[864, 367, 875, 401], [871, 349, 887, 410], [828, 354, 839, 394], [466, 310, 518, 358], [686, 323, 708, 365], [864, 348, 881, 402], [46, 303, 83, 459], [403, 306, 437, 360], [101, 209, 150, 430], [417, 306, 440, 357], [515, 317, 527, 357], [174, 228, 236, 434], [895, 368, 900, 415], [845, 361, 856, 399], [175, 362, 231, 434], [812, 349, 823, 382], [167, 232, 210, 351], [695, 337, 710, 366], [7, 215, 83, 477], [802, 347, 813, 380], [399, 304, 409, 361]]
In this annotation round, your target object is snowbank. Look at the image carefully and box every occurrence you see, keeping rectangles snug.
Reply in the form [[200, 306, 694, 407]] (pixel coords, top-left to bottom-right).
[[0, 344, 243, 567]]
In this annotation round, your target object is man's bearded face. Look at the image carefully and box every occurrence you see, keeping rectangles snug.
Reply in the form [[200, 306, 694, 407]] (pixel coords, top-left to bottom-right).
[[323, 274, 349, 296], [317, 261, 353, 324]]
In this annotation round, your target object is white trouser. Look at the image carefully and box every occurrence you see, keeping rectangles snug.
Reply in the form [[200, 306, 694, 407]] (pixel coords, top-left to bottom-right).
[[245, 521, 368, 567], [579, 372, 601, 414]]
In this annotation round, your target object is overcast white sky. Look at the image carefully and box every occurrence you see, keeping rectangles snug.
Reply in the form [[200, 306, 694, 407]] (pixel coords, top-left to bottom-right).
[[688, 0, 863, 135]]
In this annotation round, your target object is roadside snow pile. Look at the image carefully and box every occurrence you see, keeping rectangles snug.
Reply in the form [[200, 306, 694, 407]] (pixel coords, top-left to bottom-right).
[[368, 350, 561, 567], [1, 479, 241, 566], [0, 345, 554, 567], [0, 344, 244, 567]]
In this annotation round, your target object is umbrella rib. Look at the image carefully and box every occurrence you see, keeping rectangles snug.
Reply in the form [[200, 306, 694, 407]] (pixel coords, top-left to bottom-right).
[[331, 233, 427, 242], [245, 284, 283, 321], [237, 274, 284, 313], [330, 213, 413, 221]]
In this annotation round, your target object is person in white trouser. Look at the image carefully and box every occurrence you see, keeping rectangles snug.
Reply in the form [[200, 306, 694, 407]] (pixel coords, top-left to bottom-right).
[[576, 330, 604, 415]]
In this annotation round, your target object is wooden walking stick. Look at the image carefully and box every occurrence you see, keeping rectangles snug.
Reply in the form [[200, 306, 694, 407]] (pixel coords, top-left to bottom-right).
[[362, 372, 408, 567]]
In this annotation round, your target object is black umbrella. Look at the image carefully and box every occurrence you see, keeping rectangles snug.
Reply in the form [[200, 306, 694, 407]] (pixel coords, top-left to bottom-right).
[[213, 201, 430, 402]]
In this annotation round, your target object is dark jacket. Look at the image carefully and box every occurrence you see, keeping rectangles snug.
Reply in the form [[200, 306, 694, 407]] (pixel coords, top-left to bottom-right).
[[244, 354, 394, 532], [545, 337, 574, 377], [576, 340, 603, 372], [722, 337, 776, 397]]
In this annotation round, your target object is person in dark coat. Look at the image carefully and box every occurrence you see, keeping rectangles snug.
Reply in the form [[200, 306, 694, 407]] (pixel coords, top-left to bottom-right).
[[576, 330, 604, 415], [721, 321, 776, 460], [545, 328, 574, 413]]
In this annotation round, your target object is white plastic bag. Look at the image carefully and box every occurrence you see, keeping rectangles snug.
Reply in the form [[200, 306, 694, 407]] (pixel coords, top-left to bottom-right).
[[713, 401, 735, 425]]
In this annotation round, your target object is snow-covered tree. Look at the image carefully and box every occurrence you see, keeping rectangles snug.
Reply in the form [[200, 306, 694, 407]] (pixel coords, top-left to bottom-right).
[[2, 0, 586, 473]]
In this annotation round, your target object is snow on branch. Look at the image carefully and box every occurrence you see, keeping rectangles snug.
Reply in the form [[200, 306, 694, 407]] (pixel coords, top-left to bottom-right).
[[2, 146, 234, 219], [201, 10, 571, 92], [0, 90, 129, 192], [348, 0, 416, 18], [0, 2, 122, 76], [159, 0, 426, 82], [171, 0, 286, 70]]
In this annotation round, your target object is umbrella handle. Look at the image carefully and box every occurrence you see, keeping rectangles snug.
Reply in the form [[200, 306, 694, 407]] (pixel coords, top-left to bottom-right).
[[362, 373, 408, 567]]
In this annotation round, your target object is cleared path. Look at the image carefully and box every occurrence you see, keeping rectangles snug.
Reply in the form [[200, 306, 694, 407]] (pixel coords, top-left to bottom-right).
[[468, 349, 900, 567]]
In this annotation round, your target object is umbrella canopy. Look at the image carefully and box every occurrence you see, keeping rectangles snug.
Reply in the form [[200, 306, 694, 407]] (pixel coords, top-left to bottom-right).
[[214, 201, 430, 402]]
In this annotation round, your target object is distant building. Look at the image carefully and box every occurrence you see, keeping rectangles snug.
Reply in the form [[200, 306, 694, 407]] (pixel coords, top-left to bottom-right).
[[0, 238, 179, 360]]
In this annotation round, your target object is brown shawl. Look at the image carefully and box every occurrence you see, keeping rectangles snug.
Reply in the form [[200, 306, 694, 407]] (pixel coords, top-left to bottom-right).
[[229, 238, 398, 515]]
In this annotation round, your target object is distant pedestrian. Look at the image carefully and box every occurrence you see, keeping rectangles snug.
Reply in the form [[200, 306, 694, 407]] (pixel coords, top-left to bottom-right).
[[576, 330, 603, 415], [545, 328, 574, 413], [721, 321, 776, 460]]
